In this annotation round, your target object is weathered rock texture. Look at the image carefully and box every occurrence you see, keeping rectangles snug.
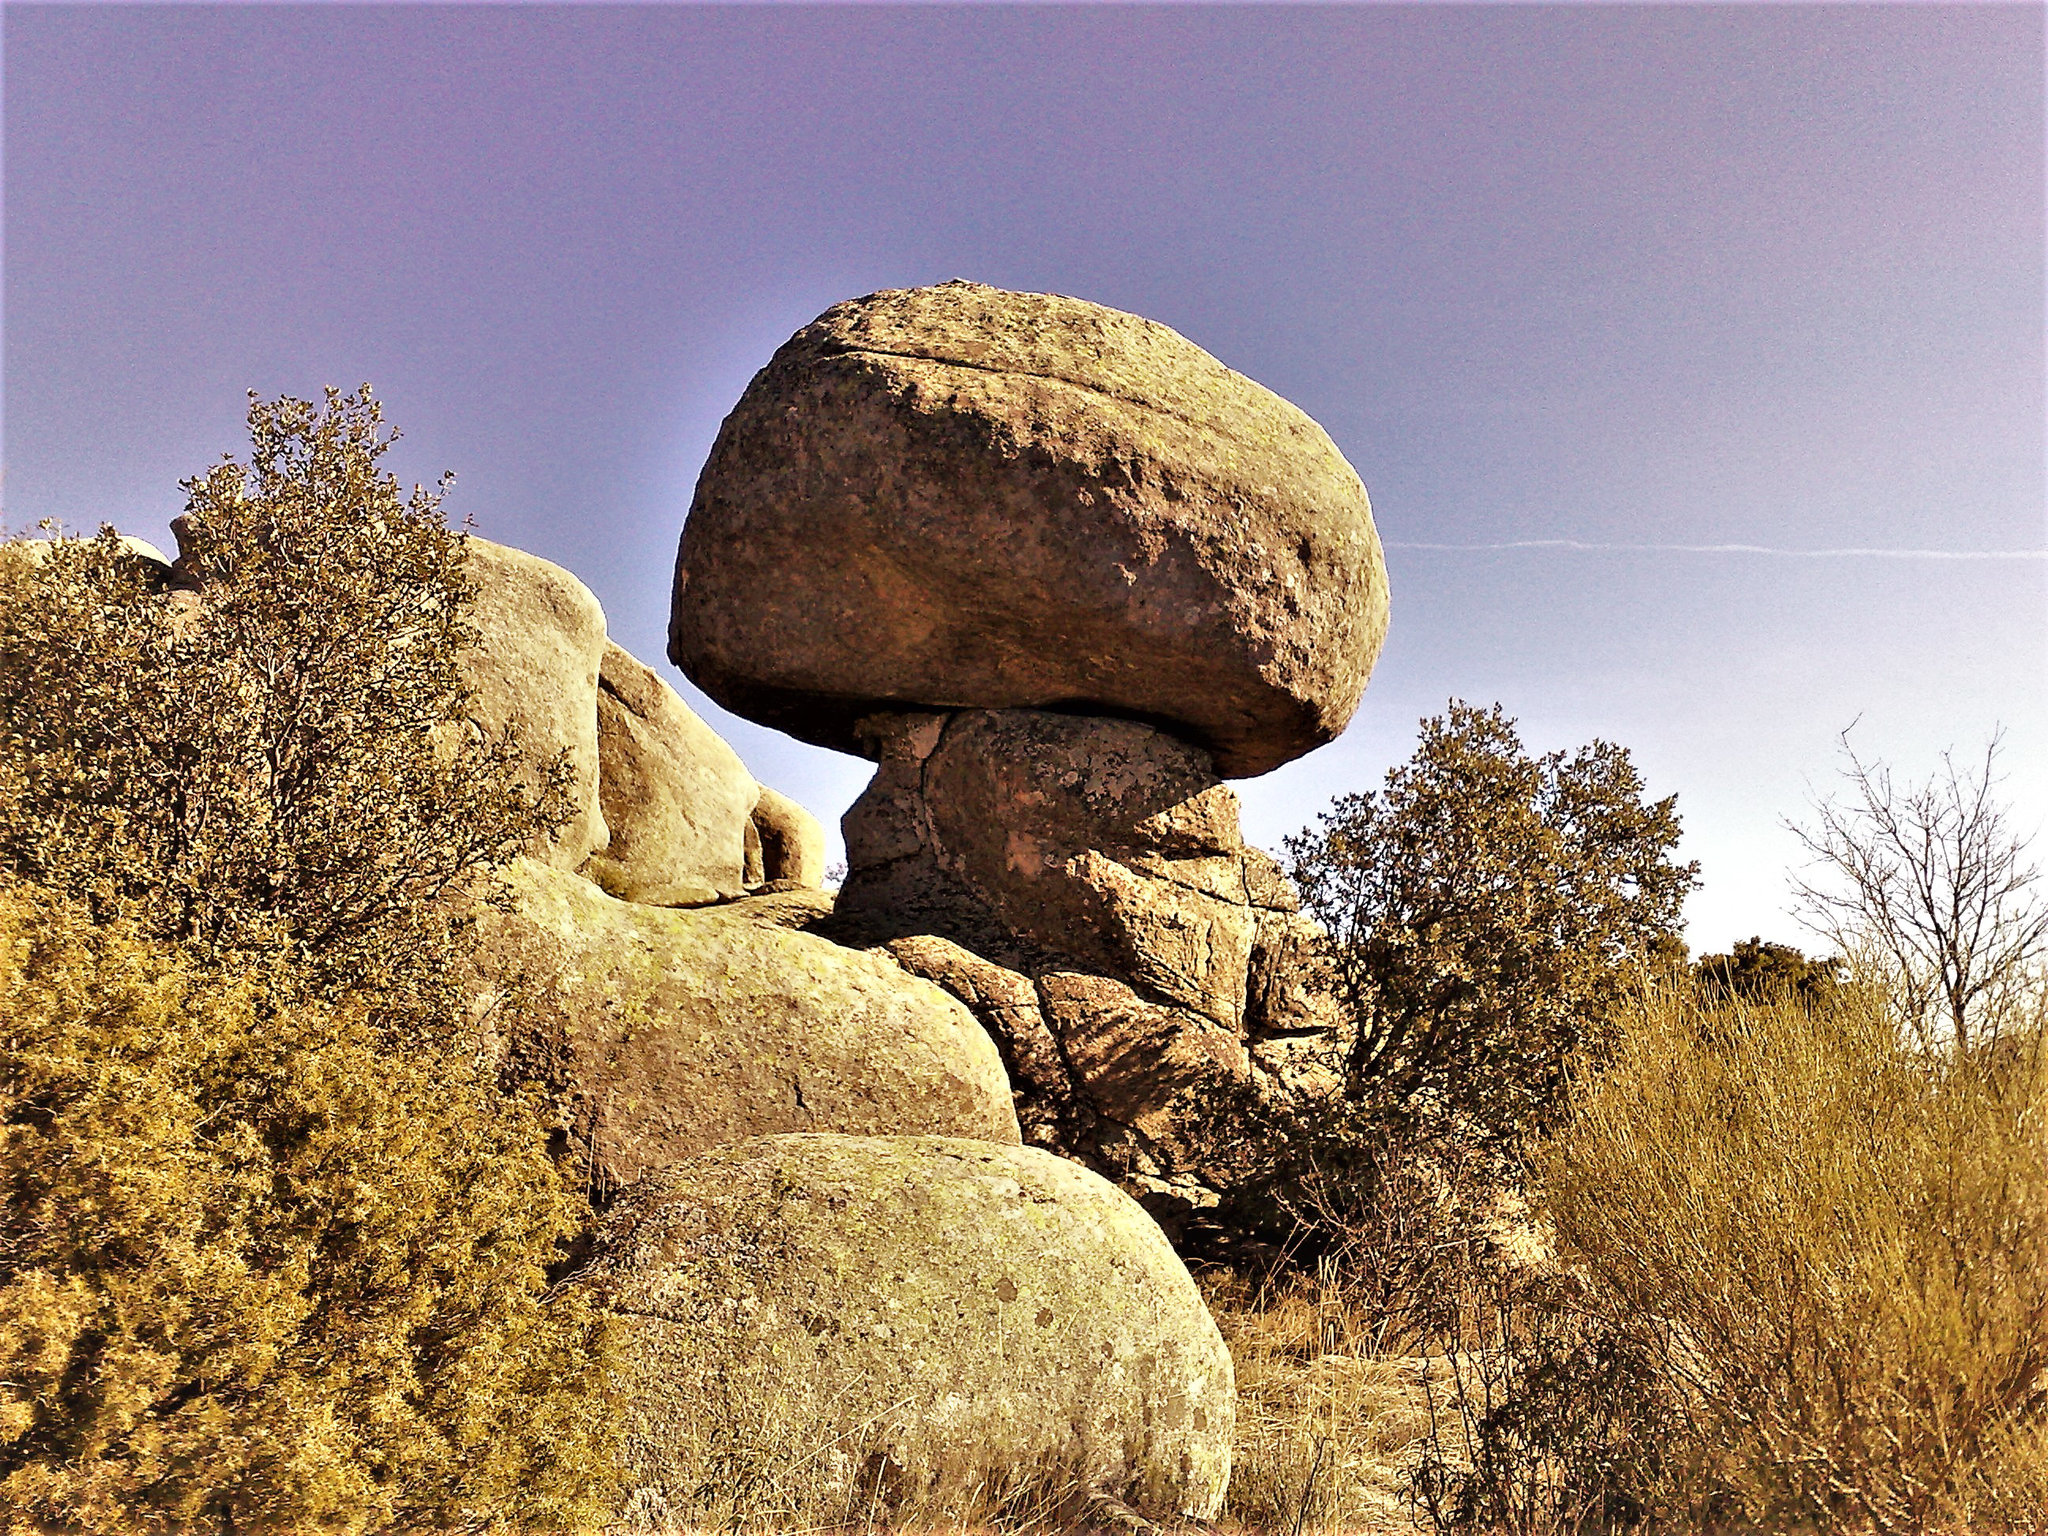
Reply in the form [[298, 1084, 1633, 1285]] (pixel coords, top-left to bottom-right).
[[461, 537, 609, 870], [586, 641, 758, 907], [670, 280, 1388, 779], [751, 783, 827, 888], [466, 861, 1018, 1195], [585, 1134, 1234, 1526], [830, 710, 1340, 1234]]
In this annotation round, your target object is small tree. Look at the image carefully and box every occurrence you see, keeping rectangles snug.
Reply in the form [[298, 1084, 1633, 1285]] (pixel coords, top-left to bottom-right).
[[0, 386, 570, 1003], [1693, 936, 1842, 1007], [1789, 732, 2048, 1053], [1286, 701, 1697, 1162]]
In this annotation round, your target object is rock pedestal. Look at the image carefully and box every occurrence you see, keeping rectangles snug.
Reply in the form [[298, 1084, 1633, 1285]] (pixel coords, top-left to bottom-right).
[[830, 709, 1339, 1234]]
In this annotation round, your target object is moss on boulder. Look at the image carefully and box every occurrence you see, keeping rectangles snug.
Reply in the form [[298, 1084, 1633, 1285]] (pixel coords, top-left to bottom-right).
[[583, 1132, 1234, 1526], [468, 862, 1019, 1192]]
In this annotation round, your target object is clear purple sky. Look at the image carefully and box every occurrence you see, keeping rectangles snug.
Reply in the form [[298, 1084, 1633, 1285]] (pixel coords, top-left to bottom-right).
[[5, 2, 2043, 951]]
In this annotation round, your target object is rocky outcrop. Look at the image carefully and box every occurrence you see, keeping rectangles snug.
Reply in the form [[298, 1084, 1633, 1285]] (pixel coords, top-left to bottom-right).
[[830, 709, 1340, 1234], [584, 1133, 1233, 1526], [750, 783, 827, 888], [466, 861, 1018, 1195], [6, 533, 175, 588], [586, 641, 758, 907], [461, 537, 609, 870], [670, 280, 1388, 779]]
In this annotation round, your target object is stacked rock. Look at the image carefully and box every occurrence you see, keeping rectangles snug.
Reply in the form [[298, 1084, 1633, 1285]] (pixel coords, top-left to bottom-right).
[[672, 281, 1389, 1240]]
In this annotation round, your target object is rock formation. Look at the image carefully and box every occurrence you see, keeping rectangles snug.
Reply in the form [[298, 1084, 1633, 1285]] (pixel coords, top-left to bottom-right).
[[466, 860, 1018, 1194], [830, 708, 1340, 1231], [750, 783, 827, 887], [586, 641, 759, 906], [668, 282, 1375, 1241], [461, 537, 611, 870], [14, 459, 1252, 1520], [584, 1133, 1234, 1526], [670, 279, 1388, 780]]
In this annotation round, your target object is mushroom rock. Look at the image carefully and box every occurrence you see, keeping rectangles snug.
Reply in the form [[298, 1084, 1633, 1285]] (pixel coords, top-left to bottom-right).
[[668, 280, 1388, 780]]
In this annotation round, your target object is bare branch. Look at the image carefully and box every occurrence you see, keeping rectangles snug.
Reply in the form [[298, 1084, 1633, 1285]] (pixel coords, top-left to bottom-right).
[[1787, 729, 2047, 1053]]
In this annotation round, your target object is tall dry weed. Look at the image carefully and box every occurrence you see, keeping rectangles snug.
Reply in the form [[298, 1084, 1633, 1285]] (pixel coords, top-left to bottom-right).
[[1537, 982, 2048, 1533], [1206, 1268, 1437, 1535]]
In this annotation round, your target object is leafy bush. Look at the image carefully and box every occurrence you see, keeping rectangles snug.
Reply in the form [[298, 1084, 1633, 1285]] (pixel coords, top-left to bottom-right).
[[1692, 936, 1841, 1006], [0, 387, 570, 1003], [1219, 703, 1696, 1270], [0, 885, 621, 1531], [0, 389, 621, 1530], [1286, 701, 1696, 1164]]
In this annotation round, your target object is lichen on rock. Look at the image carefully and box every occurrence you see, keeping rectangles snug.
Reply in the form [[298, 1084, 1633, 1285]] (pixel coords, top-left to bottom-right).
[[582, 1133, 1235, 1527]]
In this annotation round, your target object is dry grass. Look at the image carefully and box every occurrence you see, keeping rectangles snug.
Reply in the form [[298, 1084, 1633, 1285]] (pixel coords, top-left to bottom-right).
[[1203, 1267, 1440, 1536], [1537, 982, 2048, 1533]]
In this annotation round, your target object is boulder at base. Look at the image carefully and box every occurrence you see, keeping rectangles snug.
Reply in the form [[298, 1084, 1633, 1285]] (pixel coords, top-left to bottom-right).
[[669, 280, 1388, 779], [584, 1134, 1234, 1526], [586, 641, 758, 906], [468, 861, 1017, 1194], [461, 537, 609, 869]]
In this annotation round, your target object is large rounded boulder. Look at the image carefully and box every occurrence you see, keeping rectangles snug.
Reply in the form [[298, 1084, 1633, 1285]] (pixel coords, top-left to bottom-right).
[[583, 1133, 1234, 1526], [669, 280, 1388, 779], [466, 861, 1018, 1193]]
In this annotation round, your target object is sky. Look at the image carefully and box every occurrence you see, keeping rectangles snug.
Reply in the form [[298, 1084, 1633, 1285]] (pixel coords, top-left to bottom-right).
[[4, 1, 2042, 952]]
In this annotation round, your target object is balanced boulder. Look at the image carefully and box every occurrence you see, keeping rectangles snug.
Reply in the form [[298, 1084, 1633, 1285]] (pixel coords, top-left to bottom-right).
[[461, 537, 609, 870], [670, 280, 1388, 779], [467, 861, 1018, 1195], [586, 641, 758, 906], [585, 1133, 1234, 1526]]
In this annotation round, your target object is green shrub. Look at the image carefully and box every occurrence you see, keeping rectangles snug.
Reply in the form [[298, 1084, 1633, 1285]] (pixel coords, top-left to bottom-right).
[[1692, 936, 1842, 1007], [1217, 704, 1696, 1268], [0, 884, 622, 1531], [0, 386, 569, 1003], [1285, 701, 1696, 1165]]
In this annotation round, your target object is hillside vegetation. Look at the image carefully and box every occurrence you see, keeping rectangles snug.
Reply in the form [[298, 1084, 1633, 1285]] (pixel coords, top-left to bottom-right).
[[0, 391, 623, 1530], [5, 372, 2043, 1536]]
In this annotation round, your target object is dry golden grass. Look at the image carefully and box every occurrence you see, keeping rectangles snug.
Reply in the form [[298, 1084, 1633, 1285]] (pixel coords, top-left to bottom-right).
[[1203, 1268, 1440, 1536], [1537, 982, 2048, 1534]]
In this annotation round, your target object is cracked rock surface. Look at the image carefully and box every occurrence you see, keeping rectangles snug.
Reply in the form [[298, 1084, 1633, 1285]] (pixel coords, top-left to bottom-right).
[[668, 279, 1387, 779], [828, 710, 1341, 1238]]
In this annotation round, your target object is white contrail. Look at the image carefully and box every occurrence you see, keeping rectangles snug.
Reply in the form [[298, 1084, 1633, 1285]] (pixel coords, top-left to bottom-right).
[[1385, 539, 2048, 561]]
